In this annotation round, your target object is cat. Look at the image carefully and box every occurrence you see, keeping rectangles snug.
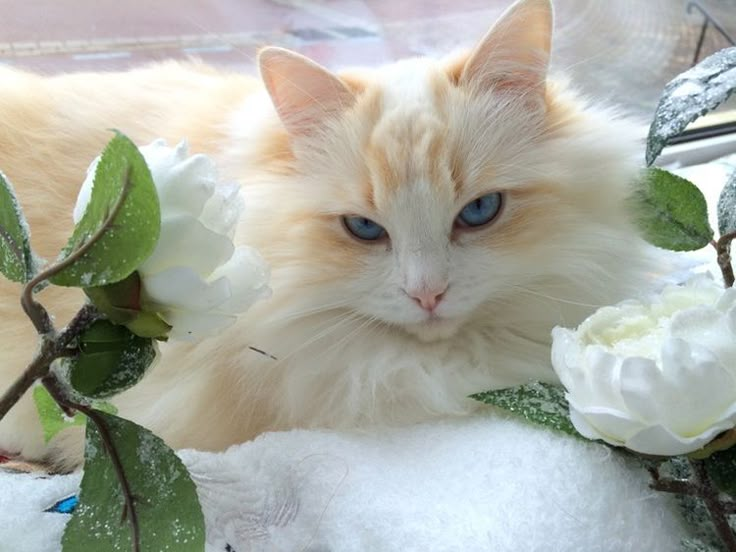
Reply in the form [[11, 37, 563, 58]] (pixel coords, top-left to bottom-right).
[[0, 0, 649, 472]]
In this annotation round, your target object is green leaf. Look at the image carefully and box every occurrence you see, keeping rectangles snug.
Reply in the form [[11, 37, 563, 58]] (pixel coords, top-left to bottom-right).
[[646, 47, 736, 165], [62, 412, 205, 552], [66, 319, 157, 399], [85, 272, 172, 339], [717, 169, 736, 236], [0, 170, 36, 283], [470, 381, 578, 437], [50, 132, 160, 287], [631, 168, 713, 251], [704, 445, 736, 496], [32, 386, 118, 442], [32, 386, 85, 443]]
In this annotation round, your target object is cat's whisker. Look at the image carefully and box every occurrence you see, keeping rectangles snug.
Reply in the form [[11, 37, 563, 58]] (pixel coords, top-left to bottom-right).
[[511, 285, 604, 308], [315, 315, 381, 360], [276, 310, 363, 364], [277, 298, 357, 322]]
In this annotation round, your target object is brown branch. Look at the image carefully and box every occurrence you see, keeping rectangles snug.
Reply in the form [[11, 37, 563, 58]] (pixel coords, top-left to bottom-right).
[[649, 462, 736, 551], [713, 230, 736, 288], [690, 460, 736, 551], [0, 304, 99, 421], [20, 166, 132, 334], [43, 375, 140, 552]]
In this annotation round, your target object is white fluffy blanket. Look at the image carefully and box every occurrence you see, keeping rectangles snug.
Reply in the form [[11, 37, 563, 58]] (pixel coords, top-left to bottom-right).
[[0, 413, 689, 552], [3, 159, 731, 552]]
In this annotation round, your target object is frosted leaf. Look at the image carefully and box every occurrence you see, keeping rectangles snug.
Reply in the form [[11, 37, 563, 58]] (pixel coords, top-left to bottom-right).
[[717, 169, 736, 236], [646, 47, 736, 166], [65, 320, 157, 399], [62, 412, 205, 551], [471, 382, 578, 437], [54, 132, 160, 288], [0, 170, 36, 283], [631, 168, 713, 251]]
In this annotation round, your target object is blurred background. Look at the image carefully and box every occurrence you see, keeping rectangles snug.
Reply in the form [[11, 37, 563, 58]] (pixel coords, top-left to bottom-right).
[[1, 0, 735, 120]]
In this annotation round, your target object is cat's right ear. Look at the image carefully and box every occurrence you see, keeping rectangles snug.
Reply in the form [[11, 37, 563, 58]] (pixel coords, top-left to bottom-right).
[[258, 47, 355, 136], [457, 0, 553, 105]]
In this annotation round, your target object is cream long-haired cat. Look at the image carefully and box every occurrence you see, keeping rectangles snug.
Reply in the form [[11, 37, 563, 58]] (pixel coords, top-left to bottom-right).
[[0, 0, 648, 471]]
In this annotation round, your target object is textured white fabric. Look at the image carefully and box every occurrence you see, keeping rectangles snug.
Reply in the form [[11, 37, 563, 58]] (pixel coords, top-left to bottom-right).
[[0, 414, 688, 552]]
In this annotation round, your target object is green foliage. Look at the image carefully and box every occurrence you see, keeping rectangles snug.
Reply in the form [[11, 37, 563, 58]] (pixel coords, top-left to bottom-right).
[[85, 272, 171, 339], [62, 412, 205, 552], [50, 132, 160, 288], [32, 386, 117, 443], [32, 386, 85, 443], [470, 382, 578, 437], [704, 446, 736, 496], [66, 319, 157, 399], [646, 47, 736, 165], [0, 171, 35, 283], [631, 168, 713, 251], [717, 169, 736, 236]]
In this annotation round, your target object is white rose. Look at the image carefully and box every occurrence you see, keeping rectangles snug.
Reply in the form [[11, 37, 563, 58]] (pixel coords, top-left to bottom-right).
[[551, 276, 736, 456], [74, 139, 270, 340]]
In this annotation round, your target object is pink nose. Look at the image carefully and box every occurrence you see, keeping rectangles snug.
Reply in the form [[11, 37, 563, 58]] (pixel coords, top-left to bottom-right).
[[407, 286, 448, 312]]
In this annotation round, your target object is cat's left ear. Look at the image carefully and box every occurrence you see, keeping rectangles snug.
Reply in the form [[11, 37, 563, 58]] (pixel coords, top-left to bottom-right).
[[259, 47, 355, 136], [459, 0, 553, 104]]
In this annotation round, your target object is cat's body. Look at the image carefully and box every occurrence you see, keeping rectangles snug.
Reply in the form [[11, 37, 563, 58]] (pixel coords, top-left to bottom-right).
[[0, 0, 649, 471]]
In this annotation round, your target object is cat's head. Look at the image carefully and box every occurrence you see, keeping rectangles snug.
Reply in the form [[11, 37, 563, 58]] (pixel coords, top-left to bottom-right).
[[246, 0, 643, 342]]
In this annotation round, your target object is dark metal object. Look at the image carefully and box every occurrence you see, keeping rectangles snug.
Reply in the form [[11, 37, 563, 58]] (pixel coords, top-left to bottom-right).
[[687, 1, 735, 65]]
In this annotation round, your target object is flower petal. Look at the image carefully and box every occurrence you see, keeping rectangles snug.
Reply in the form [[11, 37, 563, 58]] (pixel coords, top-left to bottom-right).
[[199, 182, 243, 238], [624, 422, 734, 456], [207, 246, 271, 314], [161, 308, 238, 341], [140, 214, 234, 277], [156, 155, 217, 219], [567, 402, 642, 445], [568, 406, 608, 442], [72, 156, 101, 223], [142, 266, 231, 312], [657, 338, 736, 436]]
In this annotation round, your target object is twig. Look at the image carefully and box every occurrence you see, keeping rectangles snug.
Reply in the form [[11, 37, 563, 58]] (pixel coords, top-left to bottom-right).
[[20, 166, 132, 334], [0, 304, 99, 421], [43, 375, 141, 552], [649, 462, 736, 551], [712, 230, 736, 288], [691, 460, 736, 551], [647, 466, 700, 496]]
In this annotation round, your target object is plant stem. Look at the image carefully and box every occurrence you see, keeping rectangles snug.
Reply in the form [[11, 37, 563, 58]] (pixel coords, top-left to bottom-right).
[[713, 230, 736, 288], [42, 375, 141, 552], [691, 460, 736, 551], [20, 166, 131, 334], [0, 304, 99, 422], [0, 336, 56, 420], [649, 462, 736, 551]]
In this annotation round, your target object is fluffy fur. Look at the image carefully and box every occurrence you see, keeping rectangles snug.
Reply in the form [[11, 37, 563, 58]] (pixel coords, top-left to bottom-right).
[[0, 0, 648, 471]]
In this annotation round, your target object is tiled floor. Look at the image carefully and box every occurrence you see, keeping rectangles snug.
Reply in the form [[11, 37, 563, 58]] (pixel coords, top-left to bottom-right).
[[1, 0, 735, 118]]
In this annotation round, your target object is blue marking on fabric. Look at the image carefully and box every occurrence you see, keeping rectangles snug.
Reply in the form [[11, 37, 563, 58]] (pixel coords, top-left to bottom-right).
[[45, 495, 78, 514]]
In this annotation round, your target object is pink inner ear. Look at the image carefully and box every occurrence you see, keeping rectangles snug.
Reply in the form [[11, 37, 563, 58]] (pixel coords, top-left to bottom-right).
[[460, 0, 552, 96], [259, 47, 355, 136]]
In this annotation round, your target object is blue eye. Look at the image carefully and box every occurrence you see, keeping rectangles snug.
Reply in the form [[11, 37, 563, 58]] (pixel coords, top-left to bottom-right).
[[456, 193, 503, 227], [343, 215, 387, 241]]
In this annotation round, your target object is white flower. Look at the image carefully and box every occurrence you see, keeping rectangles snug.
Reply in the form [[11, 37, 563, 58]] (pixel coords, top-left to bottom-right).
[[551, 276, 736, 456], [74, 139, 270, 340]]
